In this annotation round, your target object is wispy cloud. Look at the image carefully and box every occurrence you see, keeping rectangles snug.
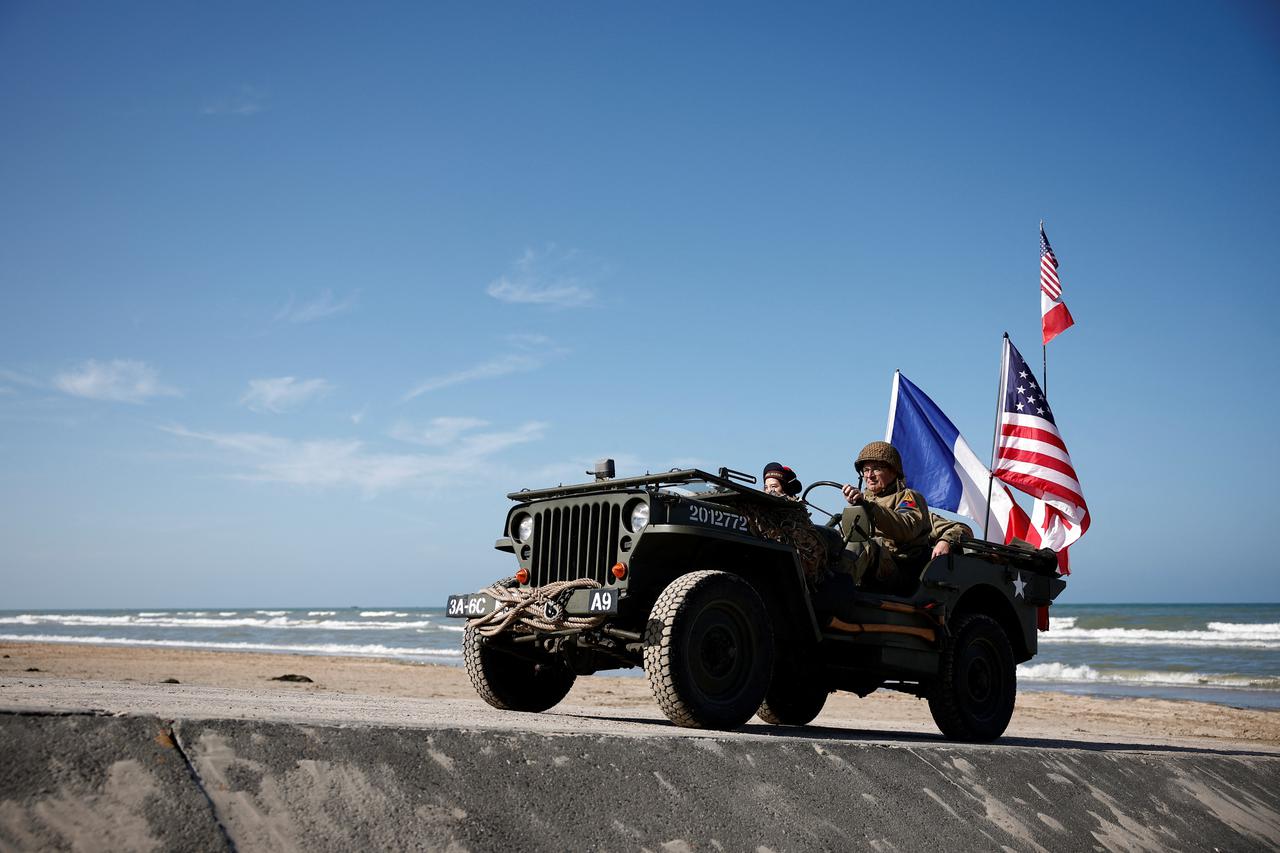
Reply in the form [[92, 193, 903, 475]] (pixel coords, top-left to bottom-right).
[[160, 425, 288, 456], [390, 416, 490, 446], [161, 418, 547, 495], [54, 359, 179, 404], [503, 333, 554, 349], [275, 289, 359, 324], [401, 354, 541, 401], [392, 418, 547, 458], [486, 246, 602, 308], [455, 422, 547, 456], [401, 335, 563, 402], [488, 278, 593, 307], [240, 377, 333, 413], [0, 368, 42, 389], [202, 85, 268, 117]]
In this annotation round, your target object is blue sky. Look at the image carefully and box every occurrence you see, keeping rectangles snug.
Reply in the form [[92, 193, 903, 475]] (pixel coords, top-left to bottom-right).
[[2, 2, 1277, 607]]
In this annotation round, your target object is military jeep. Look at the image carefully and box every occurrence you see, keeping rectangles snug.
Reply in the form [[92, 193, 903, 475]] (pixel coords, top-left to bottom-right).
[[444, 463, 1065, 741]]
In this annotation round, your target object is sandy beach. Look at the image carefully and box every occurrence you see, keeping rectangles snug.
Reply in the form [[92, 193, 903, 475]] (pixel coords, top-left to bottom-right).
[[3, 640, 1277, 750]]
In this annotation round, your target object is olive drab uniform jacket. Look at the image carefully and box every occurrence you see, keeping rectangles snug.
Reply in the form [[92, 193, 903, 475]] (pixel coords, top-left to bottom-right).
[[863, 482, 932, 559], [838, 480, 932, 588], [929, 514, 973, 547]]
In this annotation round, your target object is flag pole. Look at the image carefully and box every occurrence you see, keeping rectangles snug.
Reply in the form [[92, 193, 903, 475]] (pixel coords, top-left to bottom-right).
[[884, 369, 901, 442], [1039, 218, 1051, 395], [984, 333, 1009, 540], [1040, 219, 1048, 395]]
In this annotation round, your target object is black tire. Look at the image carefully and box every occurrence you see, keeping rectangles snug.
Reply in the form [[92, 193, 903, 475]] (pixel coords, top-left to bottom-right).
[[643, 570, 775, 730], [757, 665, 829, 726], [928, 613, 1016, 742], [463, 623, 575, 713]]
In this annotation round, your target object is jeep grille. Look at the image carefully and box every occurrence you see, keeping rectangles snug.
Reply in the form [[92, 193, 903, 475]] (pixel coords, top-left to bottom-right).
[[531, 502, 622, 587]]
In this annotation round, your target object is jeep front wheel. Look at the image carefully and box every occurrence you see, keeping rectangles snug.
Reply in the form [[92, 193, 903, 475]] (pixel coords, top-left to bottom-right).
[[463, 624, 576, 713], [643, 570, 774, 730], [928, 613, 1016, 741]]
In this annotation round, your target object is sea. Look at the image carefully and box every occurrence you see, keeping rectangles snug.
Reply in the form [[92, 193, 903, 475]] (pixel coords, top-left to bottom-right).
[[2, 603, 1277, 710]]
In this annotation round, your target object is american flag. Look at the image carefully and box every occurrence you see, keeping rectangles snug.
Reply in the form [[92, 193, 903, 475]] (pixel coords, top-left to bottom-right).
[[1039, 224, 1061, 299], [1040, 222, 1075, 344], [993, 338, 1089, 558]]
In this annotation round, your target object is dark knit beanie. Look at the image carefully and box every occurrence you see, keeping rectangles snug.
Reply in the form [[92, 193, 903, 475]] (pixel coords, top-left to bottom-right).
[[763, 462, 802, 496]]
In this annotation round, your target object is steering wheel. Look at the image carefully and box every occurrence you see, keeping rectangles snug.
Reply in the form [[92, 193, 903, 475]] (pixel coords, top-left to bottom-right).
[[802, 480, 877, 543], [801, 480, 847, 526]]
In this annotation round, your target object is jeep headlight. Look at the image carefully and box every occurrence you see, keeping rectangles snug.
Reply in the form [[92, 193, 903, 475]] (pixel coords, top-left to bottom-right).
[[513, 514, 533, 542], [628, 501, 650, 532]]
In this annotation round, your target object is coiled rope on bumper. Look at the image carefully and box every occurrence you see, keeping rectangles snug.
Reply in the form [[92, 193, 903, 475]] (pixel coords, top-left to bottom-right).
[[471, 577, 608, 637]]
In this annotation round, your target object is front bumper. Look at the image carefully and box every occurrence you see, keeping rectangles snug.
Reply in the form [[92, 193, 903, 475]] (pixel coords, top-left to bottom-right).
[[444, 586, 619, 620]]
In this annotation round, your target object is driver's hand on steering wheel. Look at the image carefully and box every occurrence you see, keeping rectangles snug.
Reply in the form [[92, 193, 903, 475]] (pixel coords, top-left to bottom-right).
[[842, 484, 864, 505]]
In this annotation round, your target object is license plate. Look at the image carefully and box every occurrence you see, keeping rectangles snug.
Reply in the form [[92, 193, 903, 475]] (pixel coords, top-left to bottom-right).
[[584, 589, 618, 614], [446, 594, 495, 618]]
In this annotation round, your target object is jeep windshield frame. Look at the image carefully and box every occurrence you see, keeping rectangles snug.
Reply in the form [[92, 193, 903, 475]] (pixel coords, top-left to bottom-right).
[[506, 468, 785, 503]]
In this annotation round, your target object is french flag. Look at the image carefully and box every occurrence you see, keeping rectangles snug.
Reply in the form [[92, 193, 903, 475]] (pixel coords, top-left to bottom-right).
[[885, 371, 1036, 546]]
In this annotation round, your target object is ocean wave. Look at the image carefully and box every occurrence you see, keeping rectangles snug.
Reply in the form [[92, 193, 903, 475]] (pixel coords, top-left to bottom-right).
[[2, 614, 140, 626], [360, 610, 409, 618], [1040, 623, 1280, 649], [256, 610, 288, 616], [0, 614, 436, 631], [1018, 661, 1280, 690], [308, 611, 337, 616], [0, 633, 462, 659], [138, 611, 169, 617], [1048, 616, 1076, 630], [1019, 661, 1098, 680], [218, 611, 237, 616], [1206, 621, 1280, 636]]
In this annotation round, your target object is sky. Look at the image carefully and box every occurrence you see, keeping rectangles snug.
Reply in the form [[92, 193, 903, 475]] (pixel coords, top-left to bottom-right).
[[2, 2, 1278, 608]]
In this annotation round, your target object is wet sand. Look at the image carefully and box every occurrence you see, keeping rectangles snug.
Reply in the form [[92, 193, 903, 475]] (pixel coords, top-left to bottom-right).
[[3, 641, 1277, 750]]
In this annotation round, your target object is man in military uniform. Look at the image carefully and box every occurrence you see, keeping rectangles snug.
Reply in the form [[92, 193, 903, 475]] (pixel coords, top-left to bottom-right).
[[839, 441, 932, 593]]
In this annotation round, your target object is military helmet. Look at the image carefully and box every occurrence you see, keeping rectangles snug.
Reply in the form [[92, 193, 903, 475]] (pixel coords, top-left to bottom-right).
[[855, 441, 903, 478]]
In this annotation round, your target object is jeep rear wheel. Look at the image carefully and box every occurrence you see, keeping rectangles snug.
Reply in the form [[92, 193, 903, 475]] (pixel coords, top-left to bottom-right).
[[757, 663, 828, 726], [643, 570, 774, 730], [463, 624, 576, 713], [928, 613, 1016, 741]]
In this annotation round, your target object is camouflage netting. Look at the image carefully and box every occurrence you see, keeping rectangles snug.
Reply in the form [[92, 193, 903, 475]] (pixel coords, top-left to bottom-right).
[[739, 503, 834, 582]]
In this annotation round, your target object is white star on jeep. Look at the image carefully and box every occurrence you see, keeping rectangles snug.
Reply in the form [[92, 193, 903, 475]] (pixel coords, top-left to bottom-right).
[[1012, 572, 1027, 598]]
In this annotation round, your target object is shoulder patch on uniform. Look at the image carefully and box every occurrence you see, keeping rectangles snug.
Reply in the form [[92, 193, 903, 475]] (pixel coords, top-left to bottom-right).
[[897, 498, 917, 511]]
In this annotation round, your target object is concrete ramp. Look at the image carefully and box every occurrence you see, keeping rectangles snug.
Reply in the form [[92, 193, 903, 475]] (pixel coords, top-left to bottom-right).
[[3, 711, 1279, 851], [0, 714, 227, 852]]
